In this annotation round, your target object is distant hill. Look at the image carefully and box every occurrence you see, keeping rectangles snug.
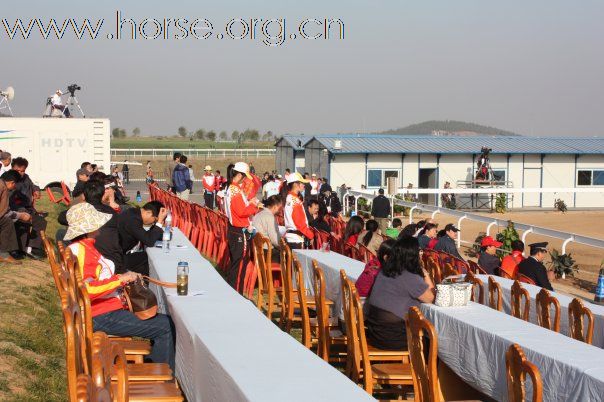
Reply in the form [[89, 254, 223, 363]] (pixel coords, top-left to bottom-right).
[[379, 120, 522, 137]]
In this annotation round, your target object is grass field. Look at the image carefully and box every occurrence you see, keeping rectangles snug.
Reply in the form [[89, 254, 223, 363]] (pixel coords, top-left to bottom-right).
[[111, 137, 273, 149], [0, 195, 66, 402]]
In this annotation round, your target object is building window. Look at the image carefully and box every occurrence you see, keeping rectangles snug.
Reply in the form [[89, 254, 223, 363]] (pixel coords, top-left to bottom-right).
[[577, 169, 604, 186], [367, 169, 400, 188], [492, 170, 506, 181]]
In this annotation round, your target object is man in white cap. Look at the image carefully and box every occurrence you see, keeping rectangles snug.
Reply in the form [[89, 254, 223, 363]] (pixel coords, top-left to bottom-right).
[[284, 172, 314, 249], [51, 89, 70, 117], [202, 165, 216, 209]]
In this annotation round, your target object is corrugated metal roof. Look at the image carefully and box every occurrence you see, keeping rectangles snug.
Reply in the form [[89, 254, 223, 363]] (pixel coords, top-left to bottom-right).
[[306, 135, 604, 155], [276, 135, 313, 151]]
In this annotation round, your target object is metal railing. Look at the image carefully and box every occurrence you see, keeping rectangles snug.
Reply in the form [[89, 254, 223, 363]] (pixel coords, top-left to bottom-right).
[[345, 189, 604, 261], [111, 148, 275, 158]]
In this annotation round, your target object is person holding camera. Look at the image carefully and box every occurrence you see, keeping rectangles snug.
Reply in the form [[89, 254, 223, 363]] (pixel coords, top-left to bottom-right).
[[50, 89, 71, 117]]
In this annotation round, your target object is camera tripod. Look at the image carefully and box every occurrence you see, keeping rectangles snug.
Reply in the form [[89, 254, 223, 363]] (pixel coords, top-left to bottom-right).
[[0, 95, 13, 117], [63, 93, 85, 118]]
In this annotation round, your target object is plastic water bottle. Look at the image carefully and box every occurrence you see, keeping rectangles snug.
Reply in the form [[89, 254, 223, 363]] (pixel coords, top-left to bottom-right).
[[165, 211, 173, 240], [595, 269, 604, 305], [136, 190, 142, 203]]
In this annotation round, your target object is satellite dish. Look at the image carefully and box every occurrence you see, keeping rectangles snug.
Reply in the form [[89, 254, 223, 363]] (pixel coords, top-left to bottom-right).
[[1, 86, 14, 100]]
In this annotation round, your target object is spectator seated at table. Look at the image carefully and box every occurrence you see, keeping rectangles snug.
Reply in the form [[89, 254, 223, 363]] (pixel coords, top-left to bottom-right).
[[321, 188, 342, 217], [500, 240, 525, 278], [117, 201, 167, 276], [71, 168, 91, 200], [252, 194, 282, 262], [344, 215, 364, 246], [385, 218, 402, 239], [477, 236, 502, 275], [434, 223, 464, 261], [357, 219, 383, 255], [64, 202, 176, 370], [517, 242, 553, 291], [355, 239, 395, 298], [306, 199, 331, 233], [418, 222, 438, 249], [365, 236, 435, 350]]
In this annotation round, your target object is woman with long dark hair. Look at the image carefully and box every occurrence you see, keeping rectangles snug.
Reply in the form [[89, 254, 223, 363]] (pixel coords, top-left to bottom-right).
[[357, 219, 383, 255], [344, 215, 364, 246], [355, 238, 395, 297], [224, 162, 259, 293], [364, 236, 435, 350]]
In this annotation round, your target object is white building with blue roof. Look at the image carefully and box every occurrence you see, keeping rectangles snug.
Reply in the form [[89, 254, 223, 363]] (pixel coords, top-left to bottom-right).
[[275, 134, 604, 209]]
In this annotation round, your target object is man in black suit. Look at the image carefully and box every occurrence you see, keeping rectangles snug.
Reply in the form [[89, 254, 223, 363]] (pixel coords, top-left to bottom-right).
[[517, 242, 553, 291], [371, 188, 391, 233]]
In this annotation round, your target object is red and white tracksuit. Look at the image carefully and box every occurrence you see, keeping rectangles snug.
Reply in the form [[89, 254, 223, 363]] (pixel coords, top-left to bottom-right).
[[284, 191, 314, 246]]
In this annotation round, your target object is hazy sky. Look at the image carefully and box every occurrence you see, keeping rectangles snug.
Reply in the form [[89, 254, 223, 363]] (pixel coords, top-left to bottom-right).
[[2, 0, 603, 137]]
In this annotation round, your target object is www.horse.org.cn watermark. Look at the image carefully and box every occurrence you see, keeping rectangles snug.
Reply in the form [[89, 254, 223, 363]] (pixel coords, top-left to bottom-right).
[[1, 11, 345, 46]]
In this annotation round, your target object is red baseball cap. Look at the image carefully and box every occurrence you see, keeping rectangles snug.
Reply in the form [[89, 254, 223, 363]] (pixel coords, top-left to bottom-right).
[[481, 236, 502, 248]]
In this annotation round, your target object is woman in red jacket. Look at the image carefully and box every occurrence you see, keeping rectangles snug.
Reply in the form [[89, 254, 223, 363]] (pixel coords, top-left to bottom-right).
[[224, 162, 259, 293], [283, 172, 314, 249]]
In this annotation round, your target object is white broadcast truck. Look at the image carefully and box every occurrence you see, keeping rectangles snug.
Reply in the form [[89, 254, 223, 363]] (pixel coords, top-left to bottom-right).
[[0, 117, 110, 190]]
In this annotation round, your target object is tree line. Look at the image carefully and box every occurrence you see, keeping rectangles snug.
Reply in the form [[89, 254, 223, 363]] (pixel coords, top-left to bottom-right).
[[112, 127, 276, 142]]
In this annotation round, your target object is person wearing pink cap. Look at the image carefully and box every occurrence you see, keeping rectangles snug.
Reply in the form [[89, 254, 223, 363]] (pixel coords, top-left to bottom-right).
[[477, 236, 502, 275]]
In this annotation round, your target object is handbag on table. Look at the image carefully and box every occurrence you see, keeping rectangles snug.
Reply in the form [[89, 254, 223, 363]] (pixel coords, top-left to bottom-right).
[[434, 281, 473, 307]]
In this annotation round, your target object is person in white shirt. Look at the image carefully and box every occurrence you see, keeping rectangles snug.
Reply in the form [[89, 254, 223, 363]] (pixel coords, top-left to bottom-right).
[[310, 173, 319, 195], [0, 152, 11, 176], [202, 165, 216, 209], [51, 89, 71, 117], [262, 175, 280, 200]]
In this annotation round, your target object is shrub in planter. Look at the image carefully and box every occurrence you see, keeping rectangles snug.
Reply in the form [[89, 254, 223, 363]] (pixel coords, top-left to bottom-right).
[[554, 198, 568, 213], [495, 221, 520, 258], [548, 249, 577, 279]]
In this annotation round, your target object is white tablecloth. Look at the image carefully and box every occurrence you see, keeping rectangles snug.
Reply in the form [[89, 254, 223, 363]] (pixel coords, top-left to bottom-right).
[[293, 249, 366, 315], [476, 274, 604, 348], [421, 302, 604, 402], [147, 229, 375, 402]]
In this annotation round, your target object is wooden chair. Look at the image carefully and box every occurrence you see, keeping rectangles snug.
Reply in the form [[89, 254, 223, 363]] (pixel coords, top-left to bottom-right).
[[505, 343, 543, 402], [442, 262, 459, 278], [62, 293, 90, 402], [293, 258, 318, 349], [347, 278, 413, 396], [91, 332, 184, 402], [424, 256, 442, 284], [343, 242, 360, 260], [488, 276, 503, 311], [76, 374, 112, 402], [357, 244, 374, 264], [406, 306, 440, 402], [312, 262, 346, 362], [251, 234, 282, 319], [511, 280, 530, 321], [465, 271, 485, 304], [517, 273, 537, 286], [568, 298, 594, 345], [535, 288, 561, 332], [468, 260, 487, 275]]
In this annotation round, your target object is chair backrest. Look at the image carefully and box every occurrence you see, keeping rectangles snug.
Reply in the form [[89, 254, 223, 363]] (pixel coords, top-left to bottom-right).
[[505, 343, 543, 402], [517, 273, 537, 286], [357, 244, 374, 264], [425, 256, 442, 284], [62, 293, 89, 402], [511, 280, 531, 321], [312, 261, 330, 361], [293, 257, 312, 349], [443, 262, 459, 278], [251, 234, 268, 308], [535, 288, 561, 332], [468, 260, 488, 275], [488, 276, 503, 311], [279, 239, 294, 316], [341, 274, 361, 382], [406, 306, 440, 402], [329, 233, 343, 254], [568, 298, 594, 345], [350, 279, 376, 393], [91, 331, 129, 402], [465, 271, 485, 304]]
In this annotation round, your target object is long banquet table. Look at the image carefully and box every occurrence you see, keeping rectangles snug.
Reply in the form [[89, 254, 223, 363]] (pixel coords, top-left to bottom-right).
[[421, 302, 604, 402], [476, 274, 604, 348], [147, 229, 375, 402], [293, 249, 366, 314]]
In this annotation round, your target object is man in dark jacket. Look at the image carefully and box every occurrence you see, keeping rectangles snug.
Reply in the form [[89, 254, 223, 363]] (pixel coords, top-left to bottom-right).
[[371, 188, 391, 233], [477, 236, 502, 275], [172, 155, 192, 200], [322, 189, 342, 217], [10, 157, 47, 258], [117, 201, 167, 275], [434, 223, 464, 261], [517, 242, 553, 291]]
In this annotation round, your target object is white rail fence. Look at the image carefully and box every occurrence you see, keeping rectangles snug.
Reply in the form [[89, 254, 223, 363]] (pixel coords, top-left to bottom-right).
[[345, 189, 604, 276], [111, 148, 275, 158]]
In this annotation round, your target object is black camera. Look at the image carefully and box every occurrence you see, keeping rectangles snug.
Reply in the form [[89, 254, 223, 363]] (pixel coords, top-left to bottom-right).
[[67, 84, 81, 96]]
